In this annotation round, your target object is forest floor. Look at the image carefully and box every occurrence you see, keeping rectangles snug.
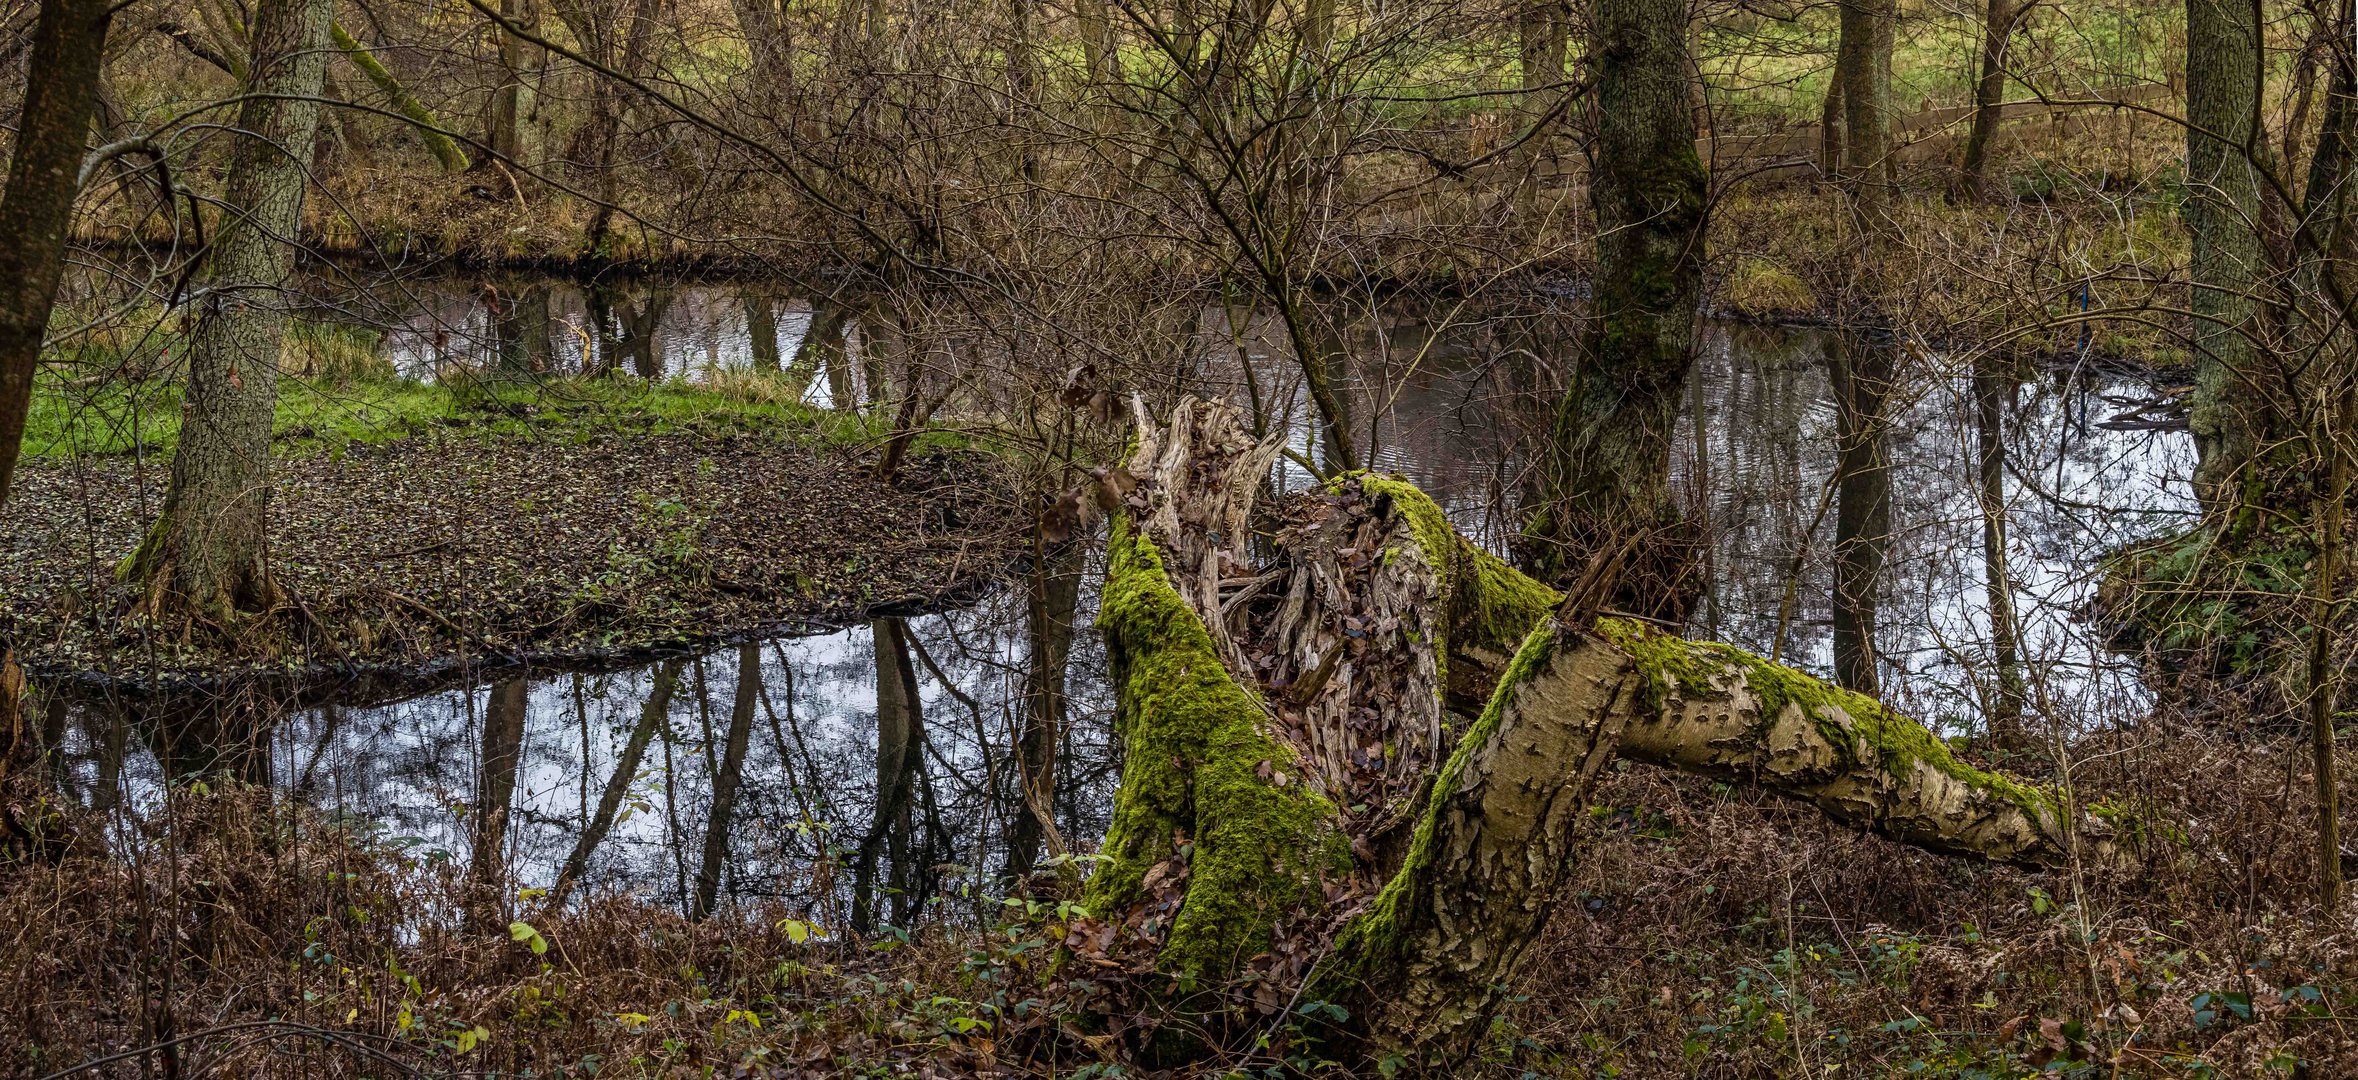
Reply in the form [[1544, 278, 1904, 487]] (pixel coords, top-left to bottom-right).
[[0, 383, 1023, 697]]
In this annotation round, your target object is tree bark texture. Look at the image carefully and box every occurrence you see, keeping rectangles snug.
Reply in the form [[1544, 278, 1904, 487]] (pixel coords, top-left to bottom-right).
[[0, 0, 115, 513], [1830, 334, 1892, 695], [1957, 0, 2018, 196], [1524, 0, 1706, 613], [127, 0, 332, 626], [2184, 0, 2276, 510]]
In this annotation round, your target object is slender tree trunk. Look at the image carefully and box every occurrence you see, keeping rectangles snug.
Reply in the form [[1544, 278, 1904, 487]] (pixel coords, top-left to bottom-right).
[[470, 677, 529, 925], [1837, 0, 1894, 206], [2185, 0, 2274, 512], [488, 0, 534, 164], [1524, 0, 1706, 616], [2310, 399, 2347, 910], [0, 2, 112, 788], [1974, 356, 2027, 741], [1957, 0, 2017, 197], [1830, 334, 1892, 695], [331, 22, 469, 171], [0, 0, 116, 513], [1008, 539, 1082, 878], [692, 643, 761, 920], [853, 617, 922, 934], [550, 660, 680, 906], [126, 0, 332, 626]]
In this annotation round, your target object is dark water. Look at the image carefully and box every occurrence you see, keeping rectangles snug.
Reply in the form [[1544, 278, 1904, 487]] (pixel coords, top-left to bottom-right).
[[48, 277, 2193, 923]]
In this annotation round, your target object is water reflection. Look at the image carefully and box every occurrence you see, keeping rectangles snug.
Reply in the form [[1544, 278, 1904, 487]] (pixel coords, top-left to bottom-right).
[[52, 275, 2197, 926], [56, 588, 1117, 927]]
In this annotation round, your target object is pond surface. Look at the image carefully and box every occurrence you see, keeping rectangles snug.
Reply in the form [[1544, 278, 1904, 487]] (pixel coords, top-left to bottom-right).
[[49, 275, 2194, 924]]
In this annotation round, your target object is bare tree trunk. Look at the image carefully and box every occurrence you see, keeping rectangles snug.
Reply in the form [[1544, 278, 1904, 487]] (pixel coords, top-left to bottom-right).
[[745, 292, 781, 372], [1837, 0, 1893, 205], [1957, 0, 2018, 197], [1523, 0, 1706, 616], [125, 0, 332, 627], [1008, 539, 1082, 878], [853, 618, 922, 934], [692, 643, 761, 920], [1830, 334, 1891, 695], [0, 0, 117, 512], [470, 677, 529, 926], [2310, 399, 2347, 910], [488, 0, 535, 164], [1974, 356, 2027, 741]]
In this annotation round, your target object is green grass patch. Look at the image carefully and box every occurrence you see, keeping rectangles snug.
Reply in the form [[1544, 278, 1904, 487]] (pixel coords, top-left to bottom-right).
[[23, 365, 899, 463]]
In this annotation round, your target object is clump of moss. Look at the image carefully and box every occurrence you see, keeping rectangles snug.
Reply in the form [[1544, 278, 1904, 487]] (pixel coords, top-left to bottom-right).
[[1721, 256, 1818, 318], [1347, 472, 1561, 673], [1087, 517, 1350, 982]]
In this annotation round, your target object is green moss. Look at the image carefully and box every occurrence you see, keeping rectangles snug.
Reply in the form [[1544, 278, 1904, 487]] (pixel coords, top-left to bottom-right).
[[1721, 256, 1818, 318], [1344, 473, 1562, 678], [22, 364, 890, 463], [1086, 518, 1349, 983], [1597, 618, 2066, 827]]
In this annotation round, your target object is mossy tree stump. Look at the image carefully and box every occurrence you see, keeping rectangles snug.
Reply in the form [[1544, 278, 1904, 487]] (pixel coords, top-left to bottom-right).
[[1079, 398, 2139, 1069]]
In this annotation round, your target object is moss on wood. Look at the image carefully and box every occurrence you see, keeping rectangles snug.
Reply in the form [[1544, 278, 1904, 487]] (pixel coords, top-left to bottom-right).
[[1087, 517, 1350, 982]]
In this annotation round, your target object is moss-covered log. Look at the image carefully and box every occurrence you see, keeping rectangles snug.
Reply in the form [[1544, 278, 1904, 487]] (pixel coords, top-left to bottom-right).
[[1088, 398, 2141, 1067]]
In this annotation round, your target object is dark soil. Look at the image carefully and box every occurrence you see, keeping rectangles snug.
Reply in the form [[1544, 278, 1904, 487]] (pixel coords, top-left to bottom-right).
[[1, 431, 1023, 698]]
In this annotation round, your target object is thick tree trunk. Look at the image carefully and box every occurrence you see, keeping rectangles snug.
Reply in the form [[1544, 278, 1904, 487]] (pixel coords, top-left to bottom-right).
[[1837, 0, 1894, 205], [2185, 0, 2277, 512], [692, 643, 761, 920], [126, 0, 332, 627], [1957, 0, 2018, 197], [1523, 0, 1706, 614], [1088, 399, 2133, 1067]]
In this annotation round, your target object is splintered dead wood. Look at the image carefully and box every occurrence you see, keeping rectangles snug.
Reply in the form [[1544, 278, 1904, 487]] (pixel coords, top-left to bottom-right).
[[0, 435, 1022, 689]]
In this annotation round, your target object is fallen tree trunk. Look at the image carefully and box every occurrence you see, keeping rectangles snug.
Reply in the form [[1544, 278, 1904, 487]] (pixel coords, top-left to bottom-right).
[[1079, 398, 2139, 1068]]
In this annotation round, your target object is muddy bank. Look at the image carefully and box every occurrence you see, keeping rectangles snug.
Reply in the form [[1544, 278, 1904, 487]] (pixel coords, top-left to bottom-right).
[[1, 431, 1023, 700]]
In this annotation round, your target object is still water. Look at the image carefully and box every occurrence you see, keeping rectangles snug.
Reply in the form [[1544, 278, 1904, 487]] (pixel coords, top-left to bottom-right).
[[49, 276, 2194, 923]]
